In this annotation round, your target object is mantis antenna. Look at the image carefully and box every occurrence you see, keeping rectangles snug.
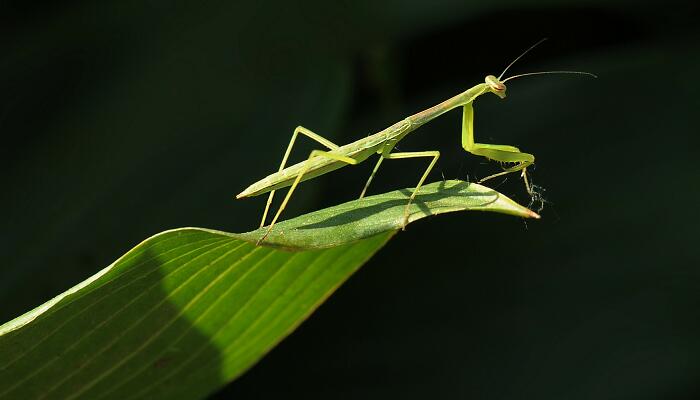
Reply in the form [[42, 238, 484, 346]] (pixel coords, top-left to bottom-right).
[[498, 38, 549, 80], [497, 38, 597, 83], [503, 70, 597, 83]]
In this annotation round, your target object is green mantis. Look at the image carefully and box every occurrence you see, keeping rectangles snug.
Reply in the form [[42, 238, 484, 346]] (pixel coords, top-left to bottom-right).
[[237, 39, 595, 243]]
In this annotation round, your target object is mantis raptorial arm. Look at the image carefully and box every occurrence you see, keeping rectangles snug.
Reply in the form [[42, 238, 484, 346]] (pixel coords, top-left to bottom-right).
[[261, 126, 340, 228], [460, 102, 535, 194]]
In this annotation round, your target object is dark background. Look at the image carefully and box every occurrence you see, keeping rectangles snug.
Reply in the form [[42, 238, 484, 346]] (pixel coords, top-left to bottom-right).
[[2, 0, 699, 399]]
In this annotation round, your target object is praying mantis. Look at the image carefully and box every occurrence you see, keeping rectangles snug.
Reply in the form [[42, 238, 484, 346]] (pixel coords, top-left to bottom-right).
[[237, 39, 595, 243]]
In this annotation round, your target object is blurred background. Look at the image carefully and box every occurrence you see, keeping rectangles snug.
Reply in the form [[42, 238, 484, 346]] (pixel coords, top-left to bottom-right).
[[2, 0, 699, 398]]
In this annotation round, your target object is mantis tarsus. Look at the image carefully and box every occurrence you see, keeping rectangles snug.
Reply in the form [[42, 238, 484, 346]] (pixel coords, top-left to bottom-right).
[[237, 39, 595, 243]]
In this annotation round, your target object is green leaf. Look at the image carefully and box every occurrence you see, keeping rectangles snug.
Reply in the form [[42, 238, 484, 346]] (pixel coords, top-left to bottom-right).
[[239, 180, 539, 249], [0, 180, 536, 399]]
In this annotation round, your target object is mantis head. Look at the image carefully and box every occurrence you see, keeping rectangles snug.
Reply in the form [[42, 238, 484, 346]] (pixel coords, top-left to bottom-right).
[[485, 75, 507, 99]]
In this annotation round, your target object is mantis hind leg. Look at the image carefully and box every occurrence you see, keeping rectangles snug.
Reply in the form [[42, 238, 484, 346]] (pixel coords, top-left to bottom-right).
[[460, 102, 535, 194], [381, 149, 440, 229], [259, 150, 358, 244], [261, 126, 339, 228]]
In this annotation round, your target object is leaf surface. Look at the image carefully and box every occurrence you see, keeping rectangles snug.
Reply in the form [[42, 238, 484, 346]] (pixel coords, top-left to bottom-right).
[[0, 180, 536, 399]]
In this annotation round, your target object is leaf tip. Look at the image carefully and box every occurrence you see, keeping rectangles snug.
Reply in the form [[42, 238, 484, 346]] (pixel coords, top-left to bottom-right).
[[528, 209, 541, 219]]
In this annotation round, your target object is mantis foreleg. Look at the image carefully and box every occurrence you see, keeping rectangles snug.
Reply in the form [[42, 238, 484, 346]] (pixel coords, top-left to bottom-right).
[[261, 126, 340, 228], [461, 102, 534, 194], [259, 149, 358, 244]]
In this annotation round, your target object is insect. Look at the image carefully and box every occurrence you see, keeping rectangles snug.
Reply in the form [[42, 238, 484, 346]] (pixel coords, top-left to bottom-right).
[[237, 39, 595, 243]]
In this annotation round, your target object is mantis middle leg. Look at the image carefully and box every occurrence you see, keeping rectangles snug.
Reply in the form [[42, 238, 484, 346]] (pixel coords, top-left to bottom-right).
[[261, 126, 340, 228], [461, 102, 535, 194], [358, 139, 401, 199], [358, 156, 385, 199], [380, 148, 441, 229]]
